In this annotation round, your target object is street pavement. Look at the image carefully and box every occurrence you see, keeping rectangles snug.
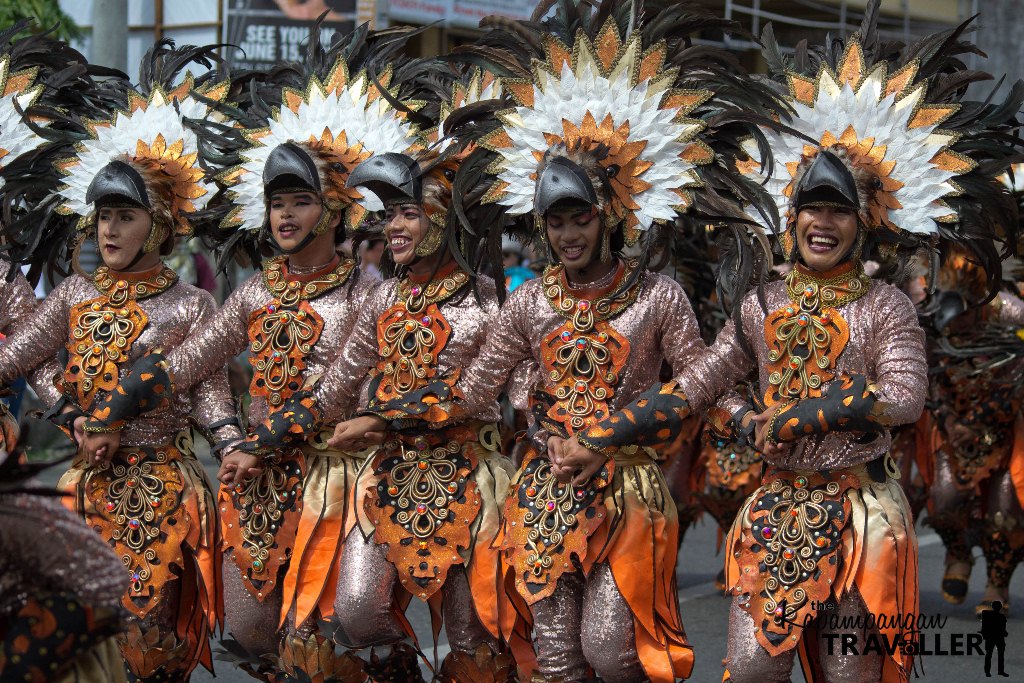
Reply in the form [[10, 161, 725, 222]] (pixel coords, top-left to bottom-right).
[[31, 443, 1023, 682]]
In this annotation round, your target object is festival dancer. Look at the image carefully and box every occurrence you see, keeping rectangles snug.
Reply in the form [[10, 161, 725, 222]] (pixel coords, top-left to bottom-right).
[[0, 35, 131, 676], [227, 65, 518, 681], [0, 42, 241, 681], [926, 243, 1024, 614], [80, 26, 428, 681], [559, 4, 1022, 679], [327, 3, 783, 680]]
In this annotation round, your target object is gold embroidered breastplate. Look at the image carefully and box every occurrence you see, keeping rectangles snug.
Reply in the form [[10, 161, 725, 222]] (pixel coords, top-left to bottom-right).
[[537, 259, 641, 435], [763, 262, 871, 407], [248, 255, 355, 407], [373, 266, 469, 403], [64, 264, 178, 408]]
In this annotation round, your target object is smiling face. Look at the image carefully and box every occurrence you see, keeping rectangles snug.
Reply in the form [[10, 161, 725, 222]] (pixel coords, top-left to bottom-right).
[[269, 191, 327, 252], [795, 205, 859, 271], [384, 202, 430, 266], [96, 206, 158, 271], [544, 205, 602, 270]]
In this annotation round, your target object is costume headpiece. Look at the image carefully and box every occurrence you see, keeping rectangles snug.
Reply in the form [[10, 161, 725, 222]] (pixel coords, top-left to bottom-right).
[[215, 24, 424, 249], [346, 66, 507, 266], [444, 0, 783, 305], [740, 0, 1024, 280], [54, 42, 227, 250], [477, 13, 715, 246]]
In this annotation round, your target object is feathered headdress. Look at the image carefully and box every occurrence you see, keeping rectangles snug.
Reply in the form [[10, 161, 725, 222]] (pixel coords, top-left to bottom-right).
[[2, 40, 228, 281], [54, 67, 228, 238], [742, 0, 1024, 285], [0, 22, 98, 279], [448, 0, 781, 250], [208, 21, 426, 248]]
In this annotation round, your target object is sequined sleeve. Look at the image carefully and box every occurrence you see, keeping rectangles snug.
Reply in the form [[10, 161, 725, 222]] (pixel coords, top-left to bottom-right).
[[0, 266, 36, 336], [993, 289, 1024, 326], [27, 358, 63, 408], [862, 284, 927, 426], [314, 281, 391, 423], [186, 289, 244, 444], [0, 269, 61, 406], [165, 278, 253, 395], [656, 274, 707, 374], [674, 293, 758, 415], [453, 282, 534, 418], [0, 278, 72, 386]]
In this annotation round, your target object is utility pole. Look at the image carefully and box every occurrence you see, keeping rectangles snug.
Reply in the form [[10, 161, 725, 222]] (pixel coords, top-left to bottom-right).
[[81, 0, 129, 275], [91, 0, 128, 72]]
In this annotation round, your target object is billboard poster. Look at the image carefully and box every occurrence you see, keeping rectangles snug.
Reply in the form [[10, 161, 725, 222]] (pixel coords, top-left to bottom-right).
[[386, 0, 535, 29], [223, 0, 358, 70], [450, 0, 533, 27]]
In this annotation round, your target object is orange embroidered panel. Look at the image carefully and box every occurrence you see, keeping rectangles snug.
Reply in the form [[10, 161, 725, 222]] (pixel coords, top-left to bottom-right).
[[734, 469, 859, 656], [85, 444, 187, 619], [247, 301, 324, 408], [220, 452, 304, 601], [66, 298, 148, 409], [366, 428, 482, 601], [534, 259, 640, 435], [63, 264, 177, 409], [502, 447, 612, 604], [374, 301, 452, 403], [539, 319, 630, 434], [762, 263, 869, 408]]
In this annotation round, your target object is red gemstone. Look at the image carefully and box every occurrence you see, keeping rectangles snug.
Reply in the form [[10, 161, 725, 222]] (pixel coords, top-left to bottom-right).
[[127, 454, 138, 465], [128, 518, 140, 529], [526, 486, 536, 497], [388, 486, 399, 496], [560, 330, 572, 342], [106, 501, 116, 512], [416, 504, 427, 514], [761, 526, 773, 539], [578, 300, 590, 311], [546, 501, 556, 511]]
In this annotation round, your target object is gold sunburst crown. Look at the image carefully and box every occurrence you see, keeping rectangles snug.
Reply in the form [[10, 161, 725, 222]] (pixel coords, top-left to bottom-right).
[[219, 57, 423, 233], [739, 40, 973, 237], [479, 19, 715, 245], [55, 75, 228, 237]]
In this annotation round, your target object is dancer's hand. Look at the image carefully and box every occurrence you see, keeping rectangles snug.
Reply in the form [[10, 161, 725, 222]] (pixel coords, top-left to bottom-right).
[[219, 450, 263, 487], [82, 431, 120, 465], [555, 436, 606, 486], [326, 415, 386, 450], [752, 405, 788, 458], [547, 435, 569, 477], [72, 416, 87, 445]]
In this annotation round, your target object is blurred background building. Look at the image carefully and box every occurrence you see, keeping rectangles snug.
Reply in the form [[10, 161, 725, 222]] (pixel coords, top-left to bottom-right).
[[44, 1, 1015, 83]]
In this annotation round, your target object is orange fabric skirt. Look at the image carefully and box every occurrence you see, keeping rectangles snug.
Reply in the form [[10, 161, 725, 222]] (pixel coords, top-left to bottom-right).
[[724, 457, 918, 683], [353, 422, 513, 638], [59, 432, 221, 675], [278, 434, 374, 628], [500, 446, 694, 683]]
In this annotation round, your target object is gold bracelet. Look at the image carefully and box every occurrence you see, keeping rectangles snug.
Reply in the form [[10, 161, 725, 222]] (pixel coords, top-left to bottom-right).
[[83, 422, 125, 434], [764, 400, 795, 445], [575, 434, 615, 459]]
